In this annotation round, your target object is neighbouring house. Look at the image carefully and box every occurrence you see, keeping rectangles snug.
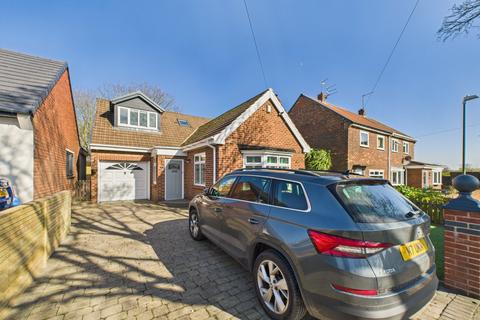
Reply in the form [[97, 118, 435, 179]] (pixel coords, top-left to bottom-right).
[[405, 161, 445, 189], [289, 92, 444, 188], [0, 49, 81, 202], [90, 88, 310, 202]]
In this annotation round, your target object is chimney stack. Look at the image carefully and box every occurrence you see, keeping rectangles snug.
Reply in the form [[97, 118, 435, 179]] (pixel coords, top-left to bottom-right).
[[358, 108, 366, 116], [317, 92, 327, 102]]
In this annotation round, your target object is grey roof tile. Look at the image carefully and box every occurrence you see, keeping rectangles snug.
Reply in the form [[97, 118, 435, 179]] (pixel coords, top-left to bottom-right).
[[0, 48, 67, 114]]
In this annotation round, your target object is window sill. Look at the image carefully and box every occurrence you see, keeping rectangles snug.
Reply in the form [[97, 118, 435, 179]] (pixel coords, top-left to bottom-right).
[[194, 184, 206, 187], [360, 144, 369, 148], [377, 147, 385, 151]]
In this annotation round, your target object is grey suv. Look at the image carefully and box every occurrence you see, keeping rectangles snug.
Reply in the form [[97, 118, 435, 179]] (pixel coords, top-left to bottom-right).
[[188, 169, 438, 320]]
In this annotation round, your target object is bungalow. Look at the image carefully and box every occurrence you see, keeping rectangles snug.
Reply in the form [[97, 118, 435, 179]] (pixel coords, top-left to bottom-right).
[[0, 49, 81, 202], [89, 89, 310, 202]]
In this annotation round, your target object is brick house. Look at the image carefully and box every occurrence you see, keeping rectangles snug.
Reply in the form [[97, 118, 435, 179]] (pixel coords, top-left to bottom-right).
[[90, 89, 310, 202], [0, 49, 81, 202], [289, 93, 443, 188]]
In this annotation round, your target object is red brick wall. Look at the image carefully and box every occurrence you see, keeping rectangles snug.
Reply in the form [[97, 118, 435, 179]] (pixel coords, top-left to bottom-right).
[[444, 209, 480, 298], [289, 95, 349, 171], [90, 151, 151, 202], [32, 69, 81, 199], [184, 100, 306, 199], [185, 147, 214, 200], [347, 127, 389, 176]]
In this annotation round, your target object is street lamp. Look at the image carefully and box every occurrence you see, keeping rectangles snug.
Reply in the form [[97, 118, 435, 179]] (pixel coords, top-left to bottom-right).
[[462, 94, 479, 174]]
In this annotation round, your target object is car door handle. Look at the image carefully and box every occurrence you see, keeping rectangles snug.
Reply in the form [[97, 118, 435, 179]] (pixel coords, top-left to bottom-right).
[[213, 207, 223, 213], [248, 217, 260, 225]]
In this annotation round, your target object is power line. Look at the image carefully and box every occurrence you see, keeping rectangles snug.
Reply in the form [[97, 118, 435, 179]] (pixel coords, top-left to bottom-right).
[[415, 123, 480, 138], [242, 0, 268, 88], [365, 0, 420, 104]]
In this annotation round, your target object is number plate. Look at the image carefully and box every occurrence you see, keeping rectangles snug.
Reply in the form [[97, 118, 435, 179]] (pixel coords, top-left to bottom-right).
[[399, 239, 428, 261]]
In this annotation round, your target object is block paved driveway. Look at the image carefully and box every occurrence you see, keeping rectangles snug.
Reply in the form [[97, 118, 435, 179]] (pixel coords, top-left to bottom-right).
[[5, 202, 480, 320]]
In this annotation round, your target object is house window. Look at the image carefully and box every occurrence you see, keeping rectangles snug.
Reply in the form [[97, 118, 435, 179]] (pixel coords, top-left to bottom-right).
[[422, 171, 430, 188], [403, 142, 409, 154], [117, 106, 158, 130], [360, 131, 369, 147], [66, 150, 74, 179], [369, 169, 384, 179], [243, 154, 291, 169], [119, 108, 128, 125], [178, 119, 190, 127], [433, 170, 442, 185], [391, 139, 399, 152], [377, 135, 385, 150], [391, 169, 405, 186], [194, 153, 206, 186]]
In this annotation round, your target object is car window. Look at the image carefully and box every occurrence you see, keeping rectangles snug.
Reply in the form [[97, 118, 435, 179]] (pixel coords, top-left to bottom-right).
[[331, 181, 421, 223], [210, 176, 237, 197], [273, 180, 308, 211], [230, 176, 271, 203]]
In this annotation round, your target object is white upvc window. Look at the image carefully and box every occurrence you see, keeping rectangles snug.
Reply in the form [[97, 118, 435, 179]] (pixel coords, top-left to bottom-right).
[[391, 168, 405, 186], [369, 169, 384, 179], [360, 131, 369, 147], [117, 106, 158, 130], [433, 170, 442, 185], [194, 152, 206, 186], [377, 135, 385, 150], [391, 139, 399, 152], [243, 154, 291, 169], [403, 141, 409, 154]]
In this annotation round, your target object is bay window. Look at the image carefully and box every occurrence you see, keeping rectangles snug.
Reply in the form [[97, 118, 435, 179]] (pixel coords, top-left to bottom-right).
[[243, 153, 291, 169]]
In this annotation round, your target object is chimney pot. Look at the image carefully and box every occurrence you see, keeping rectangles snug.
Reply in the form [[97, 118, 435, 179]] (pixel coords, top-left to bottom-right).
[[358, 108, 366, 116], [317, 92, 327, 102]]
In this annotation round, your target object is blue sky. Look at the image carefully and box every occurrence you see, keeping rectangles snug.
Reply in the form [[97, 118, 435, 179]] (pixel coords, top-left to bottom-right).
[[1, 0, 479, 169]]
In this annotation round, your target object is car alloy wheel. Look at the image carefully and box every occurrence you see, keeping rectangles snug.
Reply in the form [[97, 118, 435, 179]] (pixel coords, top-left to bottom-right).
[[257, 260, 290, 315], [189, 213, 200, 238]]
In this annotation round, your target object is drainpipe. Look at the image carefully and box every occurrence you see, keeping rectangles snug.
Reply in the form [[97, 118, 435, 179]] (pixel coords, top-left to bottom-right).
[[208, 145, 216, 184], [387, 136, 391, 181]]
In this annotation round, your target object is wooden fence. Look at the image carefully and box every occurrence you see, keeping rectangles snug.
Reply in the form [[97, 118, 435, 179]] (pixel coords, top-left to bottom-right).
[[73, 180, 90, 201], [414, 201, 444, 225]]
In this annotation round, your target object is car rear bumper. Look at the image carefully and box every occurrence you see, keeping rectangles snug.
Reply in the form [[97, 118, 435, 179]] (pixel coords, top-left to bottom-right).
[[303, 266, 438, 320]]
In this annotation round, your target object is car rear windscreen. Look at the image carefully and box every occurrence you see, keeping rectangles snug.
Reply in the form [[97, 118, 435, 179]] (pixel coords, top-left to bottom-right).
[[330, 181, 421, 223]]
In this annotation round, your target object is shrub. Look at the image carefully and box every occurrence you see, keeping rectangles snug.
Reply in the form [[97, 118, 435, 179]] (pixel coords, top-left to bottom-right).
[[305, 149, 332, 171], [396, 185, 447, 205]]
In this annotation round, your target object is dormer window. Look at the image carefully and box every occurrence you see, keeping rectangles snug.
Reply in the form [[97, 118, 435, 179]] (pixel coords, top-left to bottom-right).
[[117, 106, 158, 130]]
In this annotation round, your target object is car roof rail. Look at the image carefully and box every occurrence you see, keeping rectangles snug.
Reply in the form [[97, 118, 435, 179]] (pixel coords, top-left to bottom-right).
[[232, 168, 362, 178]]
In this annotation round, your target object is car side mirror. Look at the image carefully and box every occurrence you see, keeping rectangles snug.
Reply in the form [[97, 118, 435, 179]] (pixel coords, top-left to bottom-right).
[[203, 187, 210, 195]]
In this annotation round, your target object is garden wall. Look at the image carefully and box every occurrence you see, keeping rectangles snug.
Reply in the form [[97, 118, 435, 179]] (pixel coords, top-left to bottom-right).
[[0, 191, 71, 318]]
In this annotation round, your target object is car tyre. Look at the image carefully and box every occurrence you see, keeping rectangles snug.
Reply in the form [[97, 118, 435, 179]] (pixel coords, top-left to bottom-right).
[[189, 209, 205, 241], [254, 250, 307, 320]]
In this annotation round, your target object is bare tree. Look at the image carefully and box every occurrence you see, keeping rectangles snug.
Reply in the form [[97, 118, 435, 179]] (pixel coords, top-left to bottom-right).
[[73, 89, 96, 153], [97, 82, 178, 111], [438, 0, 480, 40]]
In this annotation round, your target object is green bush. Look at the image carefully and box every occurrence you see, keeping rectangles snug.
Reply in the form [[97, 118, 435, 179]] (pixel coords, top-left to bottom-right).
[[396, 185, 447, 205], [396, 185, 448, 224], [305, 149, 332, 171]]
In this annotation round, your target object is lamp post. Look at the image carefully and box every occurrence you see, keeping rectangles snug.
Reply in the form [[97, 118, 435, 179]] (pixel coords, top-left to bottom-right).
[[462, 94, 479, 174]]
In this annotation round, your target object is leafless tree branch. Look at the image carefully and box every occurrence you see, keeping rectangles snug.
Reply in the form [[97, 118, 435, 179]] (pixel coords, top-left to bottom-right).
[[438, 0, 480, 41]]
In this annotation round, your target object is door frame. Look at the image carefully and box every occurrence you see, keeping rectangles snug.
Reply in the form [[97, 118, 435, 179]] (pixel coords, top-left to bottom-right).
[[98, 160, 150, 202], [164, 158, 184, 200]]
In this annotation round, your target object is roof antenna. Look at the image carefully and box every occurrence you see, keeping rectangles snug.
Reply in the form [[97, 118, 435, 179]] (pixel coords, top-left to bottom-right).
[[361, 91, 374, 108], [320, 79, 338, 100]]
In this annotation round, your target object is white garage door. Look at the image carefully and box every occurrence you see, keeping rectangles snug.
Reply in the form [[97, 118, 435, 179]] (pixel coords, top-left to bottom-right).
[[99, 161, 149, 202]]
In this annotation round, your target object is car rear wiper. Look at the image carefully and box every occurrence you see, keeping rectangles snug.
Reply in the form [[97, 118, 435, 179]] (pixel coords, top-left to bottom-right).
[[404, 210, 421, 218]]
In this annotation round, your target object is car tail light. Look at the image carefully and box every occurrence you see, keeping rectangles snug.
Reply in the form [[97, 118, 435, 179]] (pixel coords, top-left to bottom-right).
[[307, 230, 392, 258], [332, 284, 378, 296]]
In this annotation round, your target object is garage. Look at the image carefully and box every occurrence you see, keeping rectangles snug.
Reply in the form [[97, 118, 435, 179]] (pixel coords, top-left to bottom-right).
[[98, 161, 150, 202]]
